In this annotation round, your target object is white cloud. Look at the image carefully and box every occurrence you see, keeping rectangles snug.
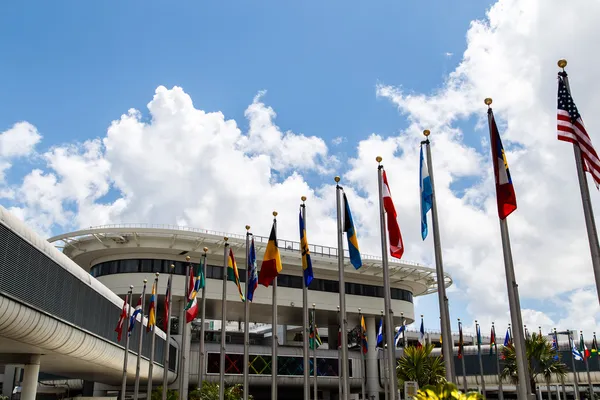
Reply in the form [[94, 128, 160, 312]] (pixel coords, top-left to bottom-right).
[[332, 136, 346, 146], [1, 0, 599, 336], [0, 122, 41, 181]]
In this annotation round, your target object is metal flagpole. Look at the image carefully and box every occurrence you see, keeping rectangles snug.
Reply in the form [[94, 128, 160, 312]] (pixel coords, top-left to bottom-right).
[[134, 280, 148, 400], [179, 261, 191, 400], [359, 309, 366, 400], [566, 331, 580, 400], [162, 266, 174, 400], [147, 273, 160, 400], [475, 321, 486, 397], [312, 304, 318, 400], [243, 229, 251, 400], [219, 239, 230, 400], [301, 197, 310, 400], [401, 313, 406, 348], [376, 159, 399, 400], [459, 319, 467, 393], [337, 306, 343, 399], [557, 59, 600, 306], [486, 98, 532, 400], [335, 177, 350, 400], [554, 329, 567, 400], [272, 211, 280, 400], [581, 332, 593, 400], [121, 286, 134, 400], [199, 248, 208, 391], [493, 323, 504, 400], [421, 133, 456, 383]]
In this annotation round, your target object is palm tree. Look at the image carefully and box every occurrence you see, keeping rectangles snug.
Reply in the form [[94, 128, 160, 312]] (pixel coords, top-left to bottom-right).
[[501, 333, 568, 394], [397, 344, 446, 388]]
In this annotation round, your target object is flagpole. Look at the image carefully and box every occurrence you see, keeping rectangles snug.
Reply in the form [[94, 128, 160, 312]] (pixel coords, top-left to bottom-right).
[[359, 308, 366, 400], [458, 319, 467, 393], [271, 211, 279, 400], [555, 329, 567, 400], [475, 321, 486, 397], [596, 332, 600, 370], [121, 286, 134, 400], [335, 177, 350, 400], [567, 331, 580, 400], [421, 134, 456, 383], [162, 265, 174, 400], [243, 228, 251, 400], [486, 98, 532, 400], [312, 304, 318, 400], [219, 238, 229, 400], [301, 197, 310, 400], [376, 158, 399, 400], [134, 280, 148, 400], [147, 273, 160, 400], [493, 323, 504, 400], [558, 60, 600, 305], [179, 261, 191, 400], [337, 306, 343, 399], [401, 313, 406, 348], [581, 332, 593, 400], [199, 248, 208, 392]]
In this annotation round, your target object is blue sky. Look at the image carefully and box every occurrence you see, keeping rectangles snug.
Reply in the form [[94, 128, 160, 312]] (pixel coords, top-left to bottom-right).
[[2, 0, 599, 335]]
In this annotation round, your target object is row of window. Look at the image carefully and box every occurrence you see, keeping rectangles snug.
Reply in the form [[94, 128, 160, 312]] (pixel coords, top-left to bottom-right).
[[90, 258, 413, 302]]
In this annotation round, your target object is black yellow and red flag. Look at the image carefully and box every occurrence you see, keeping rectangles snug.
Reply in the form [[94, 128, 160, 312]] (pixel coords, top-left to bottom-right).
[[258, 219, 283, 287]]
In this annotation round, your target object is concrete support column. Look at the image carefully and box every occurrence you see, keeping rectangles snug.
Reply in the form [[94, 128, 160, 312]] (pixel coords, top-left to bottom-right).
[[2, 365, 17, 398], [365, 316, 380, 400], [20, 355, 41, 400], [327, 325, 338, 349]]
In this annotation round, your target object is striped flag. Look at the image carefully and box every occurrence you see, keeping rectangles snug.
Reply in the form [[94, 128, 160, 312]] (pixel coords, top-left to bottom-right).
[[115, 293, 129, 342], [381, 170, 404, 259], [163, 275, 171, 331], [458, 321, 464, 359], [146, 279, 157, 332], [247, 238, 259, 301], [488, 107, 517, 219], [489, 326, 496, 355], [557, 73, 600, 187], [299, 208, 314, 287], [258, 220, 283, 287], [228, 248, 245, 301]]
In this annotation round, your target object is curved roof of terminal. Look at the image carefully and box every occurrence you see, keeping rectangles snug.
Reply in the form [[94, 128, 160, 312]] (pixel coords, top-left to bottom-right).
[[48, 223, 452, 296]]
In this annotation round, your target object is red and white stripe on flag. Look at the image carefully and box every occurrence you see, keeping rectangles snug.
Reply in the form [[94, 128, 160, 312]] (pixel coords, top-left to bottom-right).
[[382, 170, 404, 259]]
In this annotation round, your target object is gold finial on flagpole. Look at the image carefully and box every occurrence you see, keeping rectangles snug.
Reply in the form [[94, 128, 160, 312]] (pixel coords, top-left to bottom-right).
[[245, 225, 250, 231], [423, 129, 431, 137], [358, 308, 361, 313], [155, 272, 160, 277], [129, 285, 134, 290], [376, 156, 382, 163], [203, 247, 208, 253], [301, 196, 307, 202], [334, 176, 340, 183], [558, 59, 567, 69], [273, 211, 278, 217], [143, 279, 148, 284], [186, 256, 191, 262], [485, 98, 493, 106], [224, 237, 229, 242]]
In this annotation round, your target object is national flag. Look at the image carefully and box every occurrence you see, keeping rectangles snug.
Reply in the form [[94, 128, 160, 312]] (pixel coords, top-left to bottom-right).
[[163, 275, 171, 331], [418, 317, 425, 348], [115, 293, 129, 342], [376, 317, 384, 348], [258, 220, 283, 287], [382, 170, 404, 259], [394, 325, 405, 348], [488, 108, 517, 219], [458, 321, 464, 359], [228, 249, 245, 302], [591, 333, 598, 358], [573, 341, 583, 361], [557, 73, 600, 187], [309, 310, 322, 350], [193, 257, 205, 292], [552, 331, 559, 361], [420, 145, 433, 240], [343, 193, 362, 269], [477, 324, 482, 346], [185, 263, 198, 323], [489, 326, 496, 355], [247, 238, 259, 302], [128, 293, 143, 335], [579, 333, 590, 359], [504, 329, 512, 346], [146, 280, 157, 332], [360, 315, 368, 354], [299, 209, 314, 287]]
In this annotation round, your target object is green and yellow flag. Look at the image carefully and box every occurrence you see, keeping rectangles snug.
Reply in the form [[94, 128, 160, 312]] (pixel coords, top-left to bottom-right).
[[227, 249, 245, 302]]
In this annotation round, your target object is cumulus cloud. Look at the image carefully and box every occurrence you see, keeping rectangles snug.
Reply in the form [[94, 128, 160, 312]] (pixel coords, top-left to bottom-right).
[[0, 122, 41, 181], [1, 0, 599, 336]]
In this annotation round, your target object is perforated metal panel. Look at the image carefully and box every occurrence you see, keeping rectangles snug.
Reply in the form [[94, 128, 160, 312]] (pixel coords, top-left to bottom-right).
[[0, 224, 176, 369]]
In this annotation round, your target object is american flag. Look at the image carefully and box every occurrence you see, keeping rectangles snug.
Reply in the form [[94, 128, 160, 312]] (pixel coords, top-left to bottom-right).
[[557, 73, 600, 187]]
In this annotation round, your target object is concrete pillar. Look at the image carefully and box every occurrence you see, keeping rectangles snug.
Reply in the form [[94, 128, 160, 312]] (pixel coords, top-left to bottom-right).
[[2, 365, 16, 398], [20, 355, 41, 400], [328, 325, 339, 350], [365, 316, 380, 400]]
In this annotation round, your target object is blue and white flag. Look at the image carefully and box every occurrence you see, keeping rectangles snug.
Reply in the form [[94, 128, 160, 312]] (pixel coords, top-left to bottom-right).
[[394, 325, 405, 347], [418, 317, 425, 346], [420, 145, 433, 240], [572, 342, 583, 361], [376, 317, 384, 348]]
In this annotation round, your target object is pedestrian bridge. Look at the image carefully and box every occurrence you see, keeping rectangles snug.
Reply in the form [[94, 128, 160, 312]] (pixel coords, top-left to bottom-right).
[[0, 206, 178, 398]]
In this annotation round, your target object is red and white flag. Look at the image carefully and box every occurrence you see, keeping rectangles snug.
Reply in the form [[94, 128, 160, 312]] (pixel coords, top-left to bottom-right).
[[382, 170, 404, 259], [115, 293, 129, 342]]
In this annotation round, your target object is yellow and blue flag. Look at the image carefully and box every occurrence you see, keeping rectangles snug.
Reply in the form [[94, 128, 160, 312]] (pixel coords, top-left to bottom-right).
[[299, 208, 314, 287], [361, 315, 368, 354], [343, 192, 362, 269]]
